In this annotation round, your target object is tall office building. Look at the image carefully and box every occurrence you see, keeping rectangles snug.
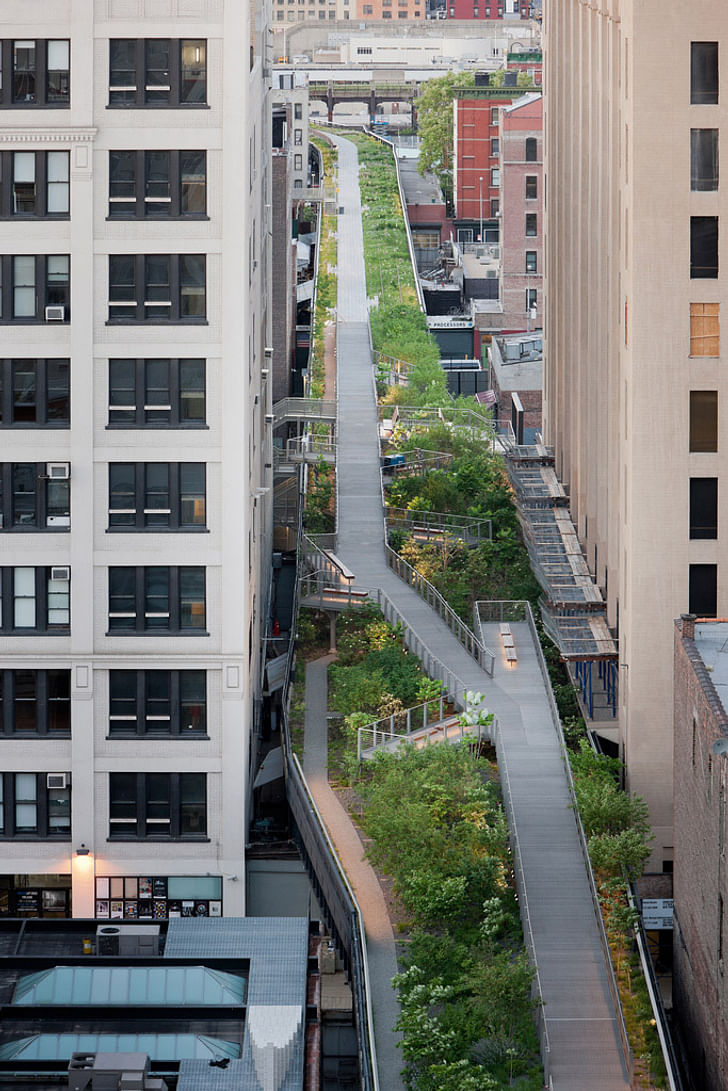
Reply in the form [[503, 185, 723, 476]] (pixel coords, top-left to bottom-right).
[[544, 1, 726, 865], [0, 0, 271, 919]]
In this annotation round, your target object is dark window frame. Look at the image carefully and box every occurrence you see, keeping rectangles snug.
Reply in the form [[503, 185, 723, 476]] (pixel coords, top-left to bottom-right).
[[525, 174, 538, 200], [525, 137, 537, 162], [691, 129, 719, 192], [108, 254, 206, 324], [108, 149, 207, 219], [107, 358, 206, 428], [0, 40, 70, 109], [690, 216, 719, 278], [0, 254, 70, 323], [689, 563, 718, 617], [525, 212, 537, 237], [107, 565, 207, 634], [690, 390, 718, 452], [109, 670, 207, 737], [0, 669, 71, 736], [0, 359, 69, 427], [525, 250, 537, 273], [0, 462, 70, 531], [108, 462, 206, 531], [108, 771, 207, 839], [0, 772, 71, 839], [690, 477, 718, 539], [0, 566, 70, 634], [691, 42, 719, 106], [108, 39, 207, 109], [0, 150, 70, 219]]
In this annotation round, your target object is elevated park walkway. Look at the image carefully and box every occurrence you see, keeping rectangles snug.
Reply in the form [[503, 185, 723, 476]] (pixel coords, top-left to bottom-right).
[[286, 131, 636, 1091]]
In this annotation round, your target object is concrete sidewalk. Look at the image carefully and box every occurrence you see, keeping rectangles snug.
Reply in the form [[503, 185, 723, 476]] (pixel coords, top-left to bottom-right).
[[303, 654, 405, 1091]]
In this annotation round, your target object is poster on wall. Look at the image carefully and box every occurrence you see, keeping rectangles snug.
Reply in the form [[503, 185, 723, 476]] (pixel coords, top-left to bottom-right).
[[96, 900, 110, 918], [138, 878, 152, 899], [110, 900, 124, 919]]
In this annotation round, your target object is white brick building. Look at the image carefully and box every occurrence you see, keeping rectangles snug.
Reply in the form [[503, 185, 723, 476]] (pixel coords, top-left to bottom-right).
[[0, 0, 271, 919]]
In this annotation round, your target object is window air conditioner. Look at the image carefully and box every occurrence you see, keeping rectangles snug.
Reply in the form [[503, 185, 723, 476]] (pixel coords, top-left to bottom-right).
[[47, 462, 70, 480], [45, 305, 66, 321], [47, 773, 68, 789], [50, 566, 70, 582]]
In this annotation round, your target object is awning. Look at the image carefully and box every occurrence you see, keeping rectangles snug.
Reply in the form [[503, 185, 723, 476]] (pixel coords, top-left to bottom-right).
[[264, 653, 288, 694], [296, 279, 314, 303], [253, 747, 284, 790]]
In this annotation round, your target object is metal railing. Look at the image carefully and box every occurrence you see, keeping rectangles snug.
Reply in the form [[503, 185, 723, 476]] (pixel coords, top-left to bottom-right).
[[475, 599, 530, 628], [369, 585, 467, 702], [519, 599, 636, 1082], [277, 435, 337, 464], [298, 574, 368, 610], [492, 713, 551, 1086], [385, 545, 496, 676], [387, 506, 492, 544], [358, 709, 492, 762], [381, 448, 455, 478], [273, 396, 337, 425]]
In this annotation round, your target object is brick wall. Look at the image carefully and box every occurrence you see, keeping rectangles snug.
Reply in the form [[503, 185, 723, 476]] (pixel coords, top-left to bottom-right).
[[673, 615, 728, 1090]]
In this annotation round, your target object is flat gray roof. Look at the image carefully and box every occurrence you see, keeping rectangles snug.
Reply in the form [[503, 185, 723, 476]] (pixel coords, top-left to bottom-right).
[[397, 158, 444, 206], [694, 622, 728, 714]]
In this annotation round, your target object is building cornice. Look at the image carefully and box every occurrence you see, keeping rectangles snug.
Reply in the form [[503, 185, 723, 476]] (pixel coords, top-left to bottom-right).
[[0, 128, 97, 144]]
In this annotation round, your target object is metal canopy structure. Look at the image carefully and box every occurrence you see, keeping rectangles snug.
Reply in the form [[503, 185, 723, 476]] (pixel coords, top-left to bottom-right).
[[0, 1035, 241, 1062], [506, 443, 618, 714]]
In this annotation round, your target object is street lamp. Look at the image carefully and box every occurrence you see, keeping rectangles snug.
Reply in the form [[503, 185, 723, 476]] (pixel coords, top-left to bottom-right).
[[479, 176, 484, 243]]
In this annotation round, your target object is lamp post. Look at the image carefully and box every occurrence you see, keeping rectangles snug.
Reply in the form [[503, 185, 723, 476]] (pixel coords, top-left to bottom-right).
[[479, 175, 483, 243]]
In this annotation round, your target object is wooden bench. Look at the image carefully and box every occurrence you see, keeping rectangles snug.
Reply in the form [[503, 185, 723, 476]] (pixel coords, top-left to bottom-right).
[[499, 622, 518, 663]]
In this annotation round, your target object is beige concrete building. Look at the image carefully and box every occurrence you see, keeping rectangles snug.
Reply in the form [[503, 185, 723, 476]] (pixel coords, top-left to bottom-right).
[[544, 2, 727, 867]]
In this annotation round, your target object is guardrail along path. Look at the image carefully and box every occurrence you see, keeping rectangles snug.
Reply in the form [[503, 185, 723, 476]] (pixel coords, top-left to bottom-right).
[[329, 132, 630, 1091]]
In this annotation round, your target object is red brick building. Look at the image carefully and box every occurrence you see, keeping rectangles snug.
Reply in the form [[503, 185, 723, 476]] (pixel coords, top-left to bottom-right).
[[445, 0, 529, 18], [673, 613, 728, 1091], [499, 93, 542, 330], [452, 52, 541, 243]]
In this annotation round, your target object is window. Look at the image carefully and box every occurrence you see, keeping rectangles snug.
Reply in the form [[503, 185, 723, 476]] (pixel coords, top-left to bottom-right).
[[108, 566, 206, 633], [491, 107, 499, 124], [109, 671, 206, 736], [294, 154, 303, 171], [525, 175, 538, 199], [526, 288, 537, 312], [0, 151, 69, 217], [0, 360, 69, 426], [294, 102, 302, 119], [108, 150, 206, 218], [690, 390, 718, 452], [491, 198, 499, 217], [0, 255, 70, 322], [525, 137, 537, 161], [690, 478, 718, 539], [689, 563, 718, 617], [691, 130, 719, 191], [108, 463, 205, 530], [690, 303, 720, 357], [108, 358, 205, 427], [0, 567, 70, 633], [0, 40, 69, 108], [0, 463, 70, 529], [691, 42, 719, 105], [108, 255, 206, 323], [691, 216, 719, 278], [491, 167, 500, 186], [294, 129, 302, 145], [0, 670, 70, 734], [109, 772, 206, 838], [525, 251, 537, 273], [525, 213, 537, 236], [491, 138, 499, 156], [0, 773, 70, 837], [109, 40, 206, 107]]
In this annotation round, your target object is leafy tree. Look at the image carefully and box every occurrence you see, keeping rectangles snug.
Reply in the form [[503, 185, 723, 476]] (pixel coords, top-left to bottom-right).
[[417, 72, 474, 202]]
